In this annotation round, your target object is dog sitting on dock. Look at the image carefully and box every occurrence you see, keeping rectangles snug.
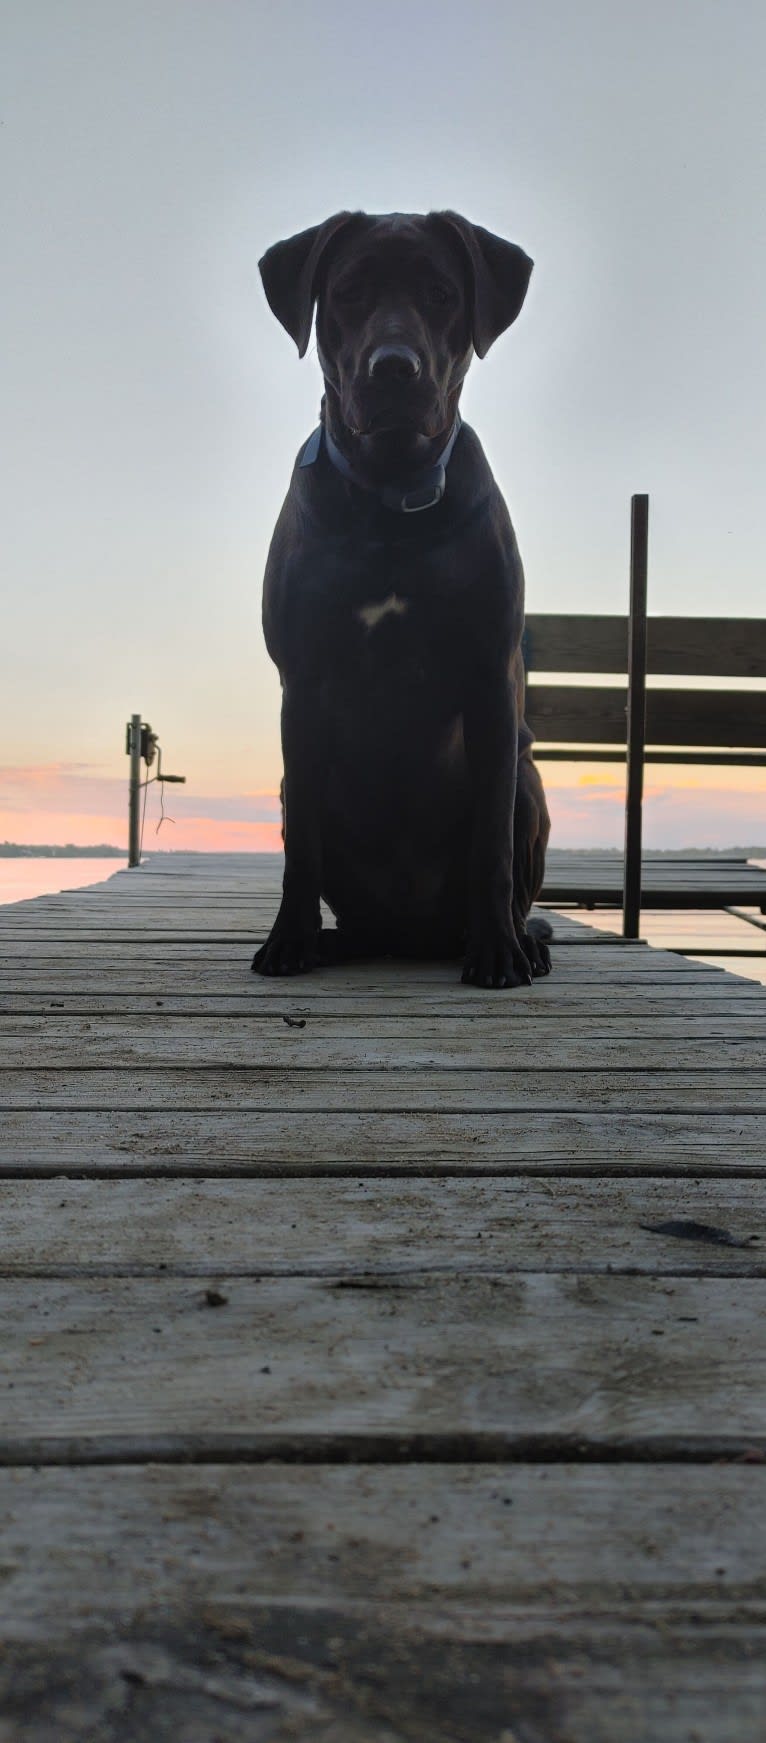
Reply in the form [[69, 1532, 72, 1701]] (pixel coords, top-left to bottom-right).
[[253, 209, 551, 988]]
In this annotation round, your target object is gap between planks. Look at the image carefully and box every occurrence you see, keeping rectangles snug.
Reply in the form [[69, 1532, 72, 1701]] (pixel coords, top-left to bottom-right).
[[0, 1433, 765, 1468]]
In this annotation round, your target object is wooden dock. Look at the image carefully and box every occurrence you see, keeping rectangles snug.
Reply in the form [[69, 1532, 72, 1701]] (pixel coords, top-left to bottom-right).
[[540, 850, 766, 912], [1, 851, 765, 1741]]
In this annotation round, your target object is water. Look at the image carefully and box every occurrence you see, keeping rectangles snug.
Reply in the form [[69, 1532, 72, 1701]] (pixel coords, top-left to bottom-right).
[[0, 858, 126, 907]]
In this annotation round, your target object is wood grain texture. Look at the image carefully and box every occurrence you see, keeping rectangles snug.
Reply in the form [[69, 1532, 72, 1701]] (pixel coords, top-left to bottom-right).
[[3, 1462, 764, 1620], [2, 992, 764, 1017], [2, 853, 765, 1737], [0, 944, 744, 981], [526, 682, 766, 748], [3, 1066, 765, 1112], [3, 1107, 766, 1173], [2, 1059, 764, 1115], [2, 1618, 764, 1743], [0, 1176, 762, 1275], [1, 1271, 766, 1450], [2, 1013, 764, 1069], [524, 611, 766, 677], [1, 1453, 766, 1738], [3, 1456, 766, 1743]]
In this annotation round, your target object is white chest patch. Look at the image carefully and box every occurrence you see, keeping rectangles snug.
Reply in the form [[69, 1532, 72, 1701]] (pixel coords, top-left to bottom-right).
[[356, 593, 409, 631]]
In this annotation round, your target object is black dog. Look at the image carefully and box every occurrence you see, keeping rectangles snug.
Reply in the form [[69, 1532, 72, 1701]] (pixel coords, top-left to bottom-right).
[[253, 209, 551, 988]]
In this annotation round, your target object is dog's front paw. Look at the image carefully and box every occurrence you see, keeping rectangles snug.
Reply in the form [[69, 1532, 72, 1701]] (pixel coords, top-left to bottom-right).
[[462, 927, 534, 990], [251, 921, 321, 977]]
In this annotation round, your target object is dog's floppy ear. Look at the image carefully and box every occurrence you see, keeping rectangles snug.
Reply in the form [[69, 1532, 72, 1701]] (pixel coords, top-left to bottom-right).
[[431, 212, 533, 359], [259, 213, 361, 357]]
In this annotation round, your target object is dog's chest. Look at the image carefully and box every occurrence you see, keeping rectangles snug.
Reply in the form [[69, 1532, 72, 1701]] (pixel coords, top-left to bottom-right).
[[341, 563, 452, 692], [307, 542, 460, 730], [334, 540, 457, 645]]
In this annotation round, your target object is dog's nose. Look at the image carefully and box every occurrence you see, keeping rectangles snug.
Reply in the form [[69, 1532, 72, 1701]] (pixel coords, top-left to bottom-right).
[[368, 345, 422, 381]]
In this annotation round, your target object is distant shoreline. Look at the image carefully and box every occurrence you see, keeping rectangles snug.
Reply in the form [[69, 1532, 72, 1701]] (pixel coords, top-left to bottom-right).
[[2, 843, 765, 860], [0, 845, 125, 859]]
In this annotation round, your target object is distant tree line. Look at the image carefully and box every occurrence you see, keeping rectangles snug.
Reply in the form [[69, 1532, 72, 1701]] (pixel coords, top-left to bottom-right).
[[0, 843, 125, 858]]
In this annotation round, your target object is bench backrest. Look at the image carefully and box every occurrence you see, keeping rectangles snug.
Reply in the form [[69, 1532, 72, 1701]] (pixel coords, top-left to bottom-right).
[[521, 496, 765, 938], [523, 614, 766, 761]]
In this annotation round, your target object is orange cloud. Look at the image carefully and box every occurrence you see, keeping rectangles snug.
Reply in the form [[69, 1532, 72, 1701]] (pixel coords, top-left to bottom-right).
[[1, 760, 762, 855], [0, 763, 282, 849]]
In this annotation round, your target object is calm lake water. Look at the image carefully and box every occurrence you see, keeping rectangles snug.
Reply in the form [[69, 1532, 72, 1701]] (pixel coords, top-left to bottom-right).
[[0, 859, 126, 907]]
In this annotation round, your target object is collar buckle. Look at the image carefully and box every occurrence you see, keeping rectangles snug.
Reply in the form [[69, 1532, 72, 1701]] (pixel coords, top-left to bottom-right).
[[389, 469, 446, 513]]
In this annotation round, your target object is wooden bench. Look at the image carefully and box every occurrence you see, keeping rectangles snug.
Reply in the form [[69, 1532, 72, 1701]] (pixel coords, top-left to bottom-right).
[[524, 496, 766, 935]]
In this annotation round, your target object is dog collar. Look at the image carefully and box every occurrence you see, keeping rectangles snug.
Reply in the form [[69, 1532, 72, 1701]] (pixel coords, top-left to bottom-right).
[[299, 414, 462, 513]]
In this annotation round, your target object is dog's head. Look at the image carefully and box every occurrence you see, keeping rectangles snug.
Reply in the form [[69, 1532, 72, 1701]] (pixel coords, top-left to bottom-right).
[[259, 211, 532, 467]]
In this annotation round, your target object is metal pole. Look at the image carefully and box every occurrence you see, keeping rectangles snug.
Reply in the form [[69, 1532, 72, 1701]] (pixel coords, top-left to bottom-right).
[[128, 713, 143, 868], [623, 496, 649, 939]]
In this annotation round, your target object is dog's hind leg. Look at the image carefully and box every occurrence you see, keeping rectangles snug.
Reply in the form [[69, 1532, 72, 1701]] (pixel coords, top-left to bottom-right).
[[513, 752, 552, 974]]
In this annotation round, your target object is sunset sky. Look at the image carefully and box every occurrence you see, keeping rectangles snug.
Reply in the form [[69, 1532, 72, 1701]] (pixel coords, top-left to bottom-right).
[[2, 0, 764, 853]]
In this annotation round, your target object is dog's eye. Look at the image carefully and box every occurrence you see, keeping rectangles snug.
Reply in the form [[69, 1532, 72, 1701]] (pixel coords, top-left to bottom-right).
[[335, 280, 366, 304], [428, 283, 454, 306]]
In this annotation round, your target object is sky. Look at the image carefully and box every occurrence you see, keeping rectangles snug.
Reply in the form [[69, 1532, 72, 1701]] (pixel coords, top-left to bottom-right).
[[1, 0, 764, 852]]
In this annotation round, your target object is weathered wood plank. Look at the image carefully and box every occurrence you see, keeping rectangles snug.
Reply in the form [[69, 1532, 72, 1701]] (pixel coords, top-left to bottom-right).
[[544, 878, 766, 892], [691, 958, 766, 988], [3, 1108, 764, 1173], [2, 1465, 765, 1741], [2, 917, 763, 944], [43, 862, 766, 883], [552, 886, 765, 898], [0, 902, 743, 935], [2, 893, 760, 921], [1, 1177, 762, 1275], [2, 1613, 763, 1743], [2, 991, 763, 1017], [2, 1067, 764, 1112], [1, 976, 760, 1017], [546, 867, 765, 879], [2, 1462, 762, 1618], [0, 921, 640, 941], [119, 848, 762, 872], [1, 1273, 765, 1451], [0, 943, 738, 981], [544, 887, 766, 908], [526, 683, 766, 748], [5, 1012, 765, 1050], [2, 1014, 764, 1070], [524, 610, 766, 677], [0, 931, 633, 951], [9, 894, 760, 922], [0, 920, 632, 944]]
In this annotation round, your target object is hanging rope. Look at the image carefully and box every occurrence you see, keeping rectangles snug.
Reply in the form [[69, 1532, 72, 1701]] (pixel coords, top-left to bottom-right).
[[155, 768, 177, 835], [137, 741, 177, 858]]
